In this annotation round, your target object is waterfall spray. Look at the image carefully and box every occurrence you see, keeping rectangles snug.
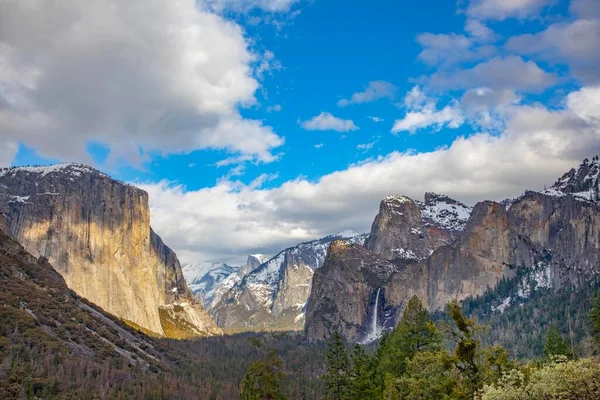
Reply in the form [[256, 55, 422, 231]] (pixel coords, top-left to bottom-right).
[[362, 288, 382, 343]]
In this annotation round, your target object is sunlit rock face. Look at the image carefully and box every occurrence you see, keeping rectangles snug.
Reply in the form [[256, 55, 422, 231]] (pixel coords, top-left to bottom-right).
[[0, 164, 221, 337]]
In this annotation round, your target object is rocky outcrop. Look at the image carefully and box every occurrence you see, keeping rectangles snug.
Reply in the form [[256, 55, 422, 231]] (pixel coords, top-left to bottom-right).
[[211, 232, 366, 332], [304, 240, 404, 342], [364, 193, 471, 261], [0, 227, 174, 370], [0, 164, 220, 337], [305, 157, 600, 342]]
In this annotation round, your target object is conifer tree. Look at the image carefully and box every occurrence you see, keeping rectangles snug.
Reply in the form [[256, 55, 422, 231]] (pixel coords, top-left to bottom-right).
[[379, 295, 441, 377], [349, 344, 381, 399], [591, 290, 600, 351], [447, 299, 482, 397], [240, 349, 287, 400], [324, 332, 350, 400], [543, 325, 572, 360]]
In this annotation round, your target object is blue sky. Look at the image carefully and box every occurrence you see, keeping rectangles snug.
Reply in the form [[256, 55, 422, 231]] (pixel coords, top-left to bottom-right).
[[2, 0, 600, 263]]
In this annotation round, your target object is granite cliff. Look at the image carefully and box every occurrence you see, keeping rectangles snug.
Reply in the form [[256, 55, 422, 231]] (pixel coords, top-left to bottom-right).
[[0, 164, 221, 338], [210, 232, 366, 332], [305, 157, 600, 342]]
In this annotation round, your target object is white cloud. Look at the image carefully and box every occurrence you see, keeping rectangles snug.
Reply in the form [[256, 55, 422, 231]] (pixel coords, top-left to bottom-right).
[[570, 0, 600, 18], [464, 20, 499, 42], [392, 87, 464, 134], [368, 116, 384, 123], [466, 0, 555, 20], [506, 19, 600, 84], [460, 87, 521, 129], [337, 81, 396, 107], [416, 32, 497, 66], [356, 141, 377, 151], [0, 141, 17, 167], [314, 143, 324, 149], [426, 56, 557, 93], [301, 112, 359, 132], [143, 87, 600, 264], [0, 0, 283, 166]]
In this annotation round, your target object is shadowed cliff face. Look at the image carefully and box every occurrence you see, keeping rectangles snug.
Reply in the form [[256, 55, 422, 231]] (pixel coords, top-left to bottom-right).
[[0, 164, 220, 337], [305, 159, 600, 342]]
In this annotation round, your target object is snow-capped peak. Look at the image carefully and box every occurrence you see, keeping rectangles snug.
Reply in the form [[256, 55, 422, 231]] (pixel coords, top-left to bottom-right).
[[544, 156, 600, 203], [0, 163, 106, 179], [335, 229, 360, 238]]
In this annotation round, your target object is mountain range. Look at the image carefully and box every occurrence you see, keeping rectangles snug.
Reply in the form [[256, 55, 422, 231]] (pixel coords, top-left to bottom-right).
[[0, 156, 598, 347]]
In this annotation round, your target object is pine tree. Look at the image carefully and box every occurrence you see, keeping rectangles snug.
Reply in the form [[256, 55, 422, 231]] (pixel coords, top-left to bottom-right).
[[589, 290, 600, 352], [239, 349, 287, 400], [378, 296, 441, 377], [543, 325, 572, 360], [349, 344, 381, 399], [324, 332, 350, 400], [447, 299, 482, 397]]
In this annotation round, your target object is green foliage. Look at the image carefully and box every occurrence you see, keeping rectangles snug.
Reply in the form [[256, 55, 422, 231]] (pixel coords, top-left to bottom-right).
[[479, 358, 600, 400], [395, 350, 456, 400], [462, 275, 600, 359], [447, 299, 483, 397], [379, 296, 442, 377], [240, 349, 287, 400], [323, 332, 351, 400], [543, 325, 572, 360], [349, 344, 381, 399], [590, 290, 600, 351]]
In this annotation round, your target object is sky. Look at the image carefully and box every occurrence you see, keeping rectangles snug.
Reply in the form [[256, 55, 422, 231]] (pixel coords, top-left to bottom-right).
[[1, 0, 600, 264]]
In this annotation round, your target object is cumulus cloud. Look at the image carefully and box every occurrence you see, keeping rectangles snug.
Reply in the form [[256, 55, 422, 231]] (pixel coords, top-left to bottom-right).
[[460, 87, 521, 129], [569, 0, 600, 18], [392, 87, 464, 134], [368, 116, 384, 123], [301, 112, 359, 132], [466, 0, 555, 20], [0, 0, 283, 166], [337, 81, 396, 107], [142, 86, 600, 264], [416, 32, 497, 66], [506, 19, 600, 84], [425, 56, 557, 93], [464, 20, 499, 42]]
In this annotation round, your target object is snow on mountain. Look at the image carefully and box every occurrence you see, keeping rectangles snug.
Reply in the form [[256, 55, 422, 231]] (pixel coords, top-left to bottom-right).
[[182, 262, 239, 308], [419, 192, 472, 231], [543, 155, 600, 203], [211, 231, 368, 330]]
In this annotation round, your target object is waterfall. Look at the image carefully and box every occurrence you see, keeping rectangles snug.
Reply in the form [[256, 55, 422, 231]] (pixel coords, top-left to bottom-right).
[[363, 288, 382, 343]]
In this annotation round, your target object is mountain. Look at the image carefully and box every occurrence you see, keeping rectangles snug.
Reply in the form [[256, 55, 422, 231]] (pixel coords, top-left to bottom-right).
[[0, 163, 220, 338], [183, 261, 240, 307], [305, 158, 600, 342], [182, 254, 270, 310], [210, 231, 367, 332], [364, 192, 472, 261], [0, 226, 177, 396]]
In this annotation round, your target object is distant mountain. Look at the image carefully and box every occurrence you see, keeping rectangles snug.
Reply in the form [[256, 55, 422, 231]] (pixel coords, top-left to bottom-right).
[[210, 231, 367, 332], [0, 163, 220, 338], [182, 254, 270, 309], [305, 156, 600, 342]]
